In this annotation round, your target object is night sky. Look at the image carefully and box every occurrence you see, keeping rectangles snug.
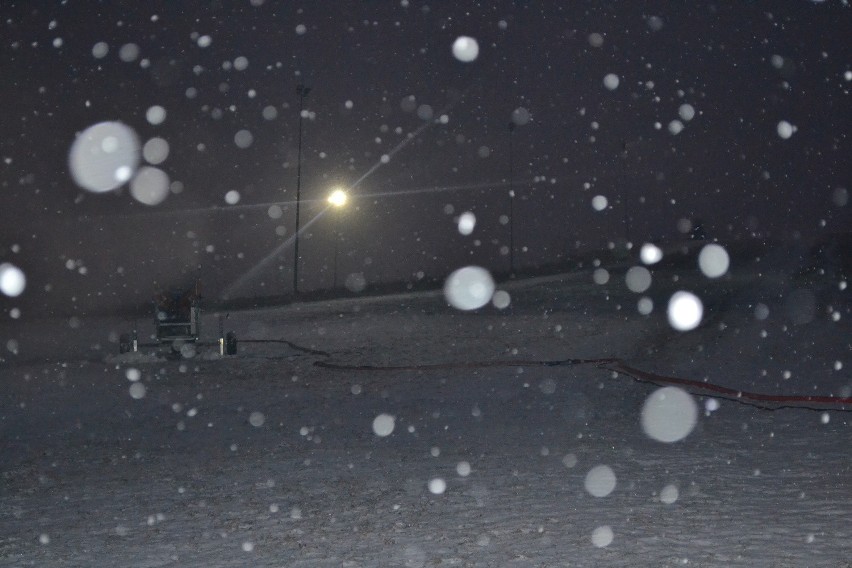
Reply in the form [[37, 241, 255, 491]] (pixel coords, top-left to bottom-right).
[[1, 1, 849, 316]]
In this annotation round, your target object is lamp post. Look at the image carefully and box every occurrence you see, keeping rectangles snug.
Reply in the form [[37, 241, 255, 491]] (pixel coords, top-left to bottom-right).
[[327, 188, 348, 290], [292, 84, 311, 296], [508, 121, 516, 276], [620, 139, 631, 245]]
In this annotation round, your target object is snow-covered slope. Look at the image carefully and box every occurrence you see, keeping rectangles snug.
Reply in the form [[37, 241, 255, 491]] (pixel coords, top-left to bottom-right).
[[1, 243, 849, 566]]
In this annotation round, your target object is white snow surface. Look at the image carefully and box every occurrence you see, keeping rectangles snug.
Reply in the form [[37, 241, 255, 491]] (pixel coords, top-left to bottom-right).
[[1, 244, 850, 566]]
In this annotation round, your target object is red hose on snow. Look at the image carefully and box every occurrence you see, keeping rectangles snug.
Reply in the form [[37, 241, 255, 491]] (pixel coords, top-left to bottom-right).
[[315, 357, 852, 412]]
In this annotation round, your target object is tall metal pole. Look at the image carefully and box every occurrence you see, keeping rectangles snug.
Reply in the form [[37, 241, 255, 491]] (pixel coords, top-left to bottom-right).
[[332, 216, 339, 290], [621, 139, 631, 244], [508, 121, 516, 276], [292, 84, 311, 296]]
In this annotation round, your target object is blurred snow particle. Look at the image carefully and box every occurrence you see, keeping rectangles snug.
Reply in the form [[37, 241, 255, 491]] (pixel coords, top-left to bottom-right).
[[660, 484, 679, 504], [641, 386, 698, 443], [241, 541, 254, 552], [832, 187, 848, 207], [457, 212, 476, 235], [588, 33, 604, 47], [668, 120, 684, 135], [591, 195, 608, 211], [705, 398, 720, 413], [39, 534, 50, 545], [511, 107, 531, 126], [625, 266, 652, 293], [92, 41, 109, 58], [676, 217, 693, 234], [820, 412, 829, 425], [591, 525, 614, 548], [678, 104, 696, 122], [592, 268, 610, 285], [146, 105, 167, 125], [345, 272, 367, 293], [262, 105, 278, 120], [234, 129, 254, 149], [539, 378, 557, 395], [754, 303, 770, 320], [417, 104, 434, 121], [372, 413, 395, 437], [179, 343, 197, 359], [0, 263, 26, 297], [125, 368, 141, 382], [69, 121, 140, 193], [233, 56, 249, 71], [130, 166, 170, 206], [142, 137, 170, 165], [667, 291, 703, 331], [491, 290, 511, 310], [452, 36, 479, 62], [456, 461, 472, 477], [295, 24, 307, 35], [118, 43, 140, 62], [646, 15, 664, 31], [129, 382, 146, 399], [637, 296, 653, 315], [428, 478, 447, 495], [584, 465, 616, 497], [249, 411, 265, 427], [225, 190, 240, 205], [443, 266, 495, 311], [562, 453, 577, 468], [267, 205, 283, 219], [603, 73, 620, 91], [197, 35, 212, 48], [698, 243, 730, 278], [777, 120, 796, 139], [640, 243, 663, 264]]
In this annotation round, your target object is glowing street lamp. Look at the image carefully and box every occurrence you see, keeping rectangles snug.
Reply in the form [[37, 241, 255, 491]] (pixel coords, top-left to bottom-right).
[[327, 188, 348, 289], [327, 188, 348, 208]]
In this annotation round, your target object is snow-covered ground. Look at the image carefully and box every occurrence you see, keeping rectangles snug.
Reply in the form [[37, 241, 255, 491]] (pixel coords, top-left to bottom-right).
[[1, 241, 850, 567]]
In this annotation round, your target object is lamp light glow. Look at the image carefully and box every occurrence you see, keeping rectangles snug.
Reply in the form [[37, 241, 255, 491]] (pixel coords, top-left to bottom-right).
[[328, 188, 348, 207]]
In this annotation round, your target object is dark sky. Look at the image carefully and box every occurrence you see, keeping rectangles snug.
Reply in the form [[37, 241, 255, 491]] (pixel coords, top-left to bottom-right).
[[1, 1, 849, 315]]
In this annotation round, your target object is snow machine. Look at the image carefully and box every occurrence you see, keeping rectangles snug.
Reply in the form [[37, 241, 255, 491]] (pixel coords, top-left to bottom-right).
[[118, 281, 237, 356], [154, 285, 202, 347]]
